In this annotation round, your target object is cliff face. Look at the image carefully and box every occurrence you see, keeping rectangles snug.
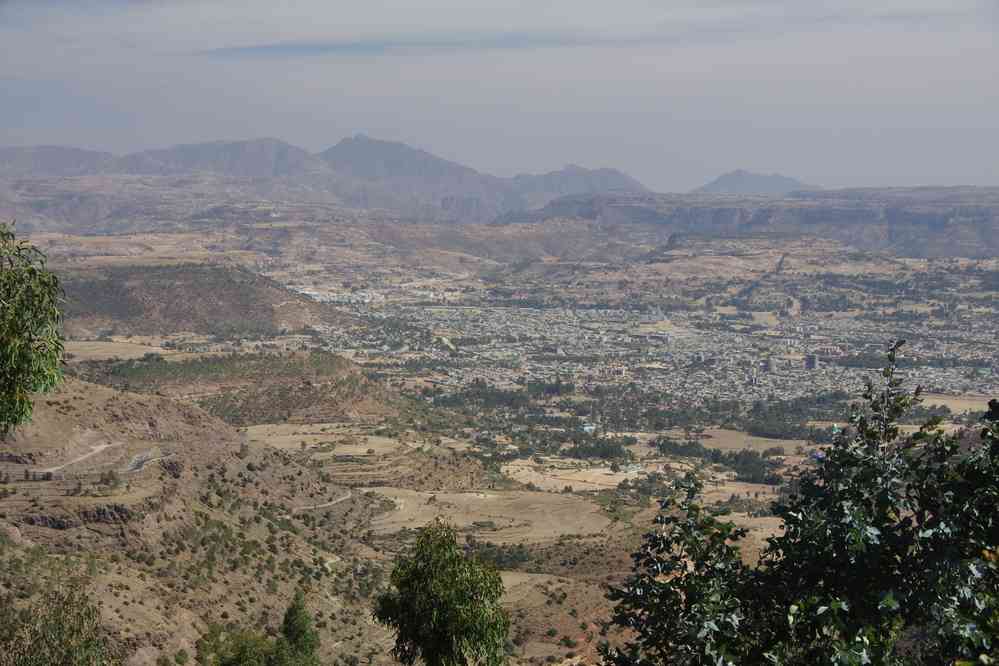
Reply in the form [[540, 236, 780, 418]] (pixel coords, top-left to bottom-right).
[[509, 189, 999, 258]]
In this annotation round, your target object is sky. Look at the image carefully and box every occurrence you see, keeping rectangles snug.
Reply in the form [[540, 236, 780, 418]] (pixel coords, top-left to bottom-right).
[[1, 0, 997, 191]]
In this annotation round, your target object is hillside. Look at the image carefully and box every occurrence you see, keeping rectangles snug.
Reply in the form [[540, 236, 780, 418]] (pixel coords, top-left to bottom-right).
[[695, 169, 816, 195], [72, 351, 403, 426], [0, 135, 647, 228], [319, 135, 646, 220], [0, 145, 114, 177], [500, 188, 999, 258], [60, 263, 355, 339], [0, 378, 400, 663], [510, 164, 647, 208], [111, 138, 328, 178]]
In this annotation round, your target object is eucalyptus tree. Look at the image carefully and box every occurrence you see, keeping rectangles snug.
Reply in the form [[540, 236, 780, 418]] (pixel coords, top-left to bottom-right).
[[375, 518, 510, 666], [0, 222, 63, 436]]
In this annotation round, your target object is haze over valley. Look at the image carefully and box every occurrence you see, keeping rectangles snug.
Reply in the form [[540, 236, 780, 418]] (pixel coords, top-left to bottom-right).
[[2, 2, 998, 665]]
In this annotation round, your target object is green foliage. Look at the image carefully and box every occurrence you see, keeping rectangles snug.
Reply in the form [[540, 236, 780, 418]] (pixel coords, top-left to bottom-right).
[[0, 222, 63, 436], [604, 341, 999, 665], [465, 538, 532, 570], [195, 591, 320, 666], [0, 586, 122, 666], [275, 590, 320, 665], [375, 518, 510, 666], [76, 351, 352, 390], [653, 436, 781, 484], [604, 473, 755, 666], [564, 436, 634, 461]]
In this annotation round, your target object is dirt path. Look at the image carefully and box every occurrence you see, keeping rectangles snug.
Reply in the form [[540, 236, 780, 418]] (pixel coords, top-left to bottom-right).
[[125, 451, 173, 473], [291, 491, 352, 514], [40, 443, 118, 474]]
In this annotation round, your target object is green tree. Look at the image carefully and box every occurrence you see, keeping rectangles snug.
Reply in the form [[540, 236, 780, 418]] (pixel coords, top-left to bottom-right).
[[273, 590, 320, 666], [0, 222, 64, 436], [603, 341, 999, 665], [0, 586, 122, 666], [217, 630, 272, 666], [195, 592, 319, 666], [375, 518, 510, 666]]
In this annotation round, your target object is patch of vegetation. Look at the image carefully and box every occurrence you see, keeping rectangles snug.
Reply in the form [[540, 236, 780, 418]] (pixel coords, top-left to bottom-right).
[[62, 264, 318, 339], [604, 344, 999, 664], [74, 351, 353, 391], [465, 538, 532, 570], [652, 436, 782, 484]]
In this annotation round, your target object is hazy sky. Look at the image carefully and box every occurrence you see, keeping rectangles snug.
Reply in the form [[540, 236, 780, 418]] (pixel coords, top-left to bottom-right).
[[1, 0, 997, 191]]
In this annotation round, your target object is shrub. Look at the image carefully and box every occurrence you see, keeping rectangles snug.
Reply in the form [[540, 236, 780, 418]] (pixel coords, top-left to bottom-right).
[[603, 342, 999, 665]]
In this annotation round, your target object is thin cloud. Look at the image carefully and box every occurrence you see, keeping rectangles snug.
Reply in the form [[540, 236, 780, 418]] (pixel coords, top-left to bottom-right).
[[199, 6, 980, 61], [201, 32, 606, 59]]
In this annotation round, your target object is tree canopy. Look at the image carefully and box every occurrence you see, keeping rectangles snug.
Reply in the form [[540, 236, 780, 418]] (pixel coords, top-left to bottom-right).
[[0, 586, 122, 666], [603, 341, 999, 665], [194, 590, 320, 666], [375, 518, 510, 666], [0, 222, 64, 436]]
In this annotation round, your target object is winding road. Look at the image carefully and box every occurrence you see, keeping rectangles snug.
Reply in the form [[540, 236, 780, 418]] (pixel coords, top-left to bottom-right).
[[39, 443, 118, 474], [291, 491, 353, 514]]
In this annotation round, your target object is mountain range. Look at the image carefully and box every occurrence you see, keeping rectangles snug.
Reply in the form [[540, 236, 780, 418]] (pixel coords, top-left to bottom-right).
[[0, 135, 647, 223]]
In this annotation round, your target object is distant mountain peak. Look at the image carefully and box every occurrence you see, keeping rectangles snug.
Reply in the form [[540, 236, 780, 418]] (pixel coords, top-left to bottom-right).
[[319, 134, 478, 182], [696, 170, 818, 196]]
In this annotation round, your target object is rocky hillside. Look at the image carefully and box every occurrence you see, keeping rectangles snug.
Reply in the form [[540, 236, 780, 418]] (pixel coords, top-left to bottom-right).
[[0, 378, 397, 664], [500, 188, 999, 258]]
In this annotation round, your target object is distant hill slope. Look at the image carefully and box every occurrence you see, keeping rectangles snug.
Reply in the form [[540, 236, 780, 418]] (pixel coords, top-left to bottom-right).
[[319, 134, 479, 182], [0, 135, 647, 225], [316, 134, 517, 220], [510, 163, 648, 208], [61, 263, 355, 339], [498, 188, 999, 258], [317, 134, 647, 221], [71, 350, 402, 425], [111, 138, 328, 178], [0, 145, 113, 177], [696, 169, 817, 195]]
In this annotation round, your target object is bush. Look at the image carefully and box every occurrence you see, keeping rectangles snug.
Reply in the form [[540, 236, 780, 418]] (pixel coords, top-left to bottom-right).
[[0, 585, 122, 665]]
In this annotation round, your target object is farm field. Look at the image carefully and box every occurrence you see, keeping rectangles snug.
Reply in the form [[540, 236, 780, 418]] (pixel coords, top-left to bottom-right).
[[921, 393, 993, 413], [697, 428, 808, 453], [369, 487, 614, 544], [502, 459, 640, 491]]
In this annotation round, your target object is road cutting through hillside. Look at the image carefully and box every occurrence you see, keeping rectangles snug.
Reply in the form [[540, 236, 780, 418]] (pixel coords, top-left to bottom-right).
[[39, 442, 119, 474], [291, 490, 353, 514]]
